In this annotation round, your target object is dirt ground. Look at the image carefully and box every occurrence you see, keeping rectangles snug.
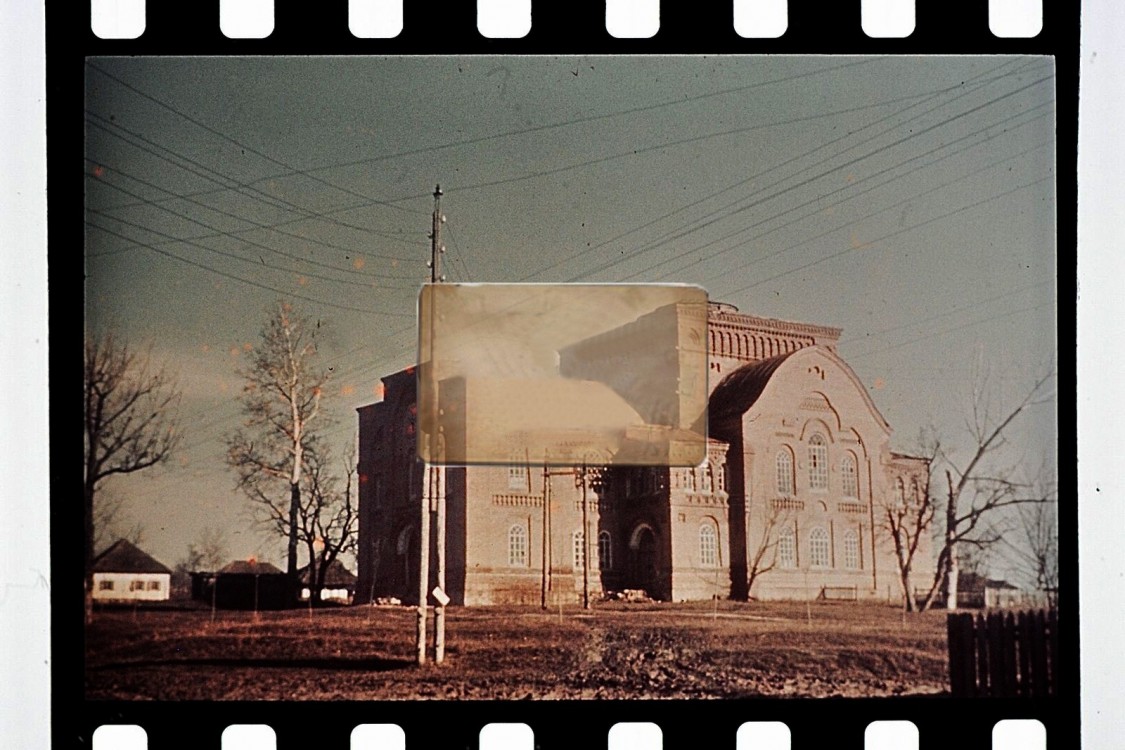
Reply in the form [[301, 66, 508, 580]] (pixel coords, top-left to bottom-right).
[[84, 600, 950, 700]]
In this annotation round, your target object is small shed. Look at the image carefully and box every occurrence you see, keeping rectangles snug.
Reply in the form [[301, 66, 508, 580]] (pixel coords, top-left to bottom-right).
[[192, 559, 288, 610], [92, 539, 173, 602], [298, 559, 358, 604]]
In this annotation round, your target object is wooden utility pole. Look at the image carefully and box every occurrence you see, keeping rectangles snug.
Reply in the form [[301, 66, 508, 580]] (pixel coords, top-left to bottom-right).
[[541, 462, 550, 609], [580, 463, 590, 610], [416, 185, 444, 666]]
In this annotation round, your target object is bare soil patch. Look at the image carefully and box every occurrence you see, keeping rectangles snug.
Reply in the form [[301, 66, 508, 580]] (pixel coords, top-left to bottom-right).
[[84, 600, 949, 700]]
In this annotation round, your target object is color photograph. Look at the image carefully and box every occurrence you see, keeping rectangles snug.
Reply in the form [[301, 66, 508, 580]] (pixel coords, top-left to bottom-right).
[[82, 55, 1057, 700]]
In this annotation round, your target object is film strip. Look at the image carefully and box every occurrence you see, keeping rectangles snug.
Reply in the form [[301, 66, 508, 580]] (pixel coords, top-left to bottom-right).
[[56, 2, 1079, 748]]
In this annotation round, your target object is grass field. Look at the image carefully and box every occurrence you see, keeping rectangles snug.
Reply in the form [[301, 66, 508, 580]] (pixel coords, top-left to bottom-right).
[[85, 600, 950, 700]]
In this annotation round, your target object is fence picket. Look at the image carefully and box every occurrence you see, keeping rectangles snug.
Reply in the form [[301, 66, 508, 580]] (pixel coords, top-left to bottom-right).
[[947, 609, 1056, 698]]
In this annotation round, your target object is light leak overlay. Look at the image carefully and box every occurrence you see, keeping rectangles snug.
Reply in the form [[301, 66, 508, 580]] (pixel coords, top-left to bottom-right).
[[417, 283, 709, 467]]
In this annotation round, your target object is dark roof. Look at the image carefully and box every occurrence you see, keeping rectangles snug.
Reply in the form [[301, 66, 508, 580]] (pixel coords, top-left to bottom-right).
[[92, 539, 172, 575], [708, 352, 796, 425], [218, 560, 284, 575], [297, 559, 357, 586]]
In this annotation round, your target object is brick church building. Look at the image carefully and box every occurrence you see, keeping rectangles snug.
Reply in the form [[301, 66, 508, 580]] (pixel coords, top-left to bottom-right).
[[356, 301, 931, 605]]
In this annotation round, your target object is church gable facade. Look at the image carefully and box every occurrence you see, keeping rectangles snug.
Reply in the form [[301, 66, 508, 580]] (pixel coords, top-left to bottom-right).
[[356, 303, 932, 606]]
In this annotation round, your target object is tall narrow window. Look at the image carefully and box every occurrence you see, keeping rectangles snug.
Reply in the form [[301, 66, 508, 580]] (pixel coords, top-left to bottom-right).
[[699, 523, 718, 567], [508, 460, 526, 490], [572, 530, 586, 569], [598, 530, 613, 571], [841, 454, 858, 498], [896, 477, 906, 507], [910, 478, 922, 507], [842, 530, 860, 569], [808, 434, 828, 491], [778, 528, 796, 568], [700, 461, 713, 493], [776, 449, 794, 495], [508, 525, 528, 567], [809, 527, 830, 567]]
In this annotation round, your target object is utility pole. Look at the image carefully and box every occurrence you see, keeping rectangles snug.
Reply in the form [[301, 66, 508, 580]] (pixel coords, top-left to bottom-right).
[[541, 462, 549, 609], [580, 462, 590, 610], [418, 185, 446, 666]]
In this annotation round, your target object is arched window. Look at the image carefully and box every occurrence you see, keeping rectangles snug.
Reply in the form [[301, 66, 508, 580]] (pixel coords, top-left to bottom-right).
[[776, 449, 794, 495], [699, 523, 719, 567], [809, 527, 830, 568], [508, 525, 527, 567], [842, 530, 860, 569], [841, 454, 858, 498], [778, 528, 796, 568], [572, 530, 586, 569], [598, 531, 612, 571], [910, 478, 922, 507], [808, 434, 828, 491], [896, 477, 906, 507]]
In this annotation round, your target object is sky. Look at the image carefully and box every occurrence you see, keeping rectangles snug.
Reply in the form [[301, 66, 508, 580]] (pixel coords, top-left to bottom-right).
[[82, 55, 1057, 576]]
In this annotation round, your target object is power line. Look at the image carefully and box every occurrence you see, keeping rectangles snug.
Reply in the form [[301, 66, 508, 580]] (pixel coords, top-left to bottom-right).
[[86, 181, 416, 293], [573, 72, 1053, 283], [653, 111, 1054, 287], [718, 173, 1053, 300], [86, 219, 414, 317], [86, 63, 427, 218], [85, 113, 426, 257], [523, 59, 1036, 283]]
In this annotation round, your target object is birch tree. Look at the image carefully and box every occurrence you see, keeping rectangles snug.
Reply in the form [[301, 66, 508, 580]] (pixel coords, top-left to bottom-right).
[[226, 303, 329, 603], [84, 330, 181, 622]]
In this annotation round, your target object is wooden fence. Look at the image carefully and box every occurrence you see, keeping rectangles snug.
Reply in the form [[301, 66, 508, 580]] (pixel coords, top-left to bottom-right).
[[947, 609, 1058, 697]]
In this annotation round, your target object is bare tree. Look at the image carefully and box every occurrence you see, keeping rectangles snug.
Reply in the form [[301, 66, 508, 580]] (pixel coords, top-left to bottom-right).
[[746, 504, 789, 598], [300, 444, 360, 604], [84, 330, 181, 622], [95, 492, 146, 552], [226, 303, 330, 603], [880, 460, 936, 612], [1002, 471, 1058, 607], [180, 526, 230, 572], [917, 365, 1056, 611]]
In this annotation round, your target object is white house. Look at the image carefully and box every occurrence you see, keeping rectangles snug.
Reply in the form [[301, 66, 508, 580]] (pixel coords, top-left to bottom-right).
[[92, 539, 173, 602]]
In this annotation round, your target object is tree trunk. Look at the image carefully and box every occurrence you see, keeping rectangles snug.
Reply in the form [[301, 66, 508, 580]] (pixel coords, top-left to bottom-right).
[[84, 480, 96, 625], [944, 470, 959, 610], [287, 481, 300, 605], [901, 566, 916, 612]]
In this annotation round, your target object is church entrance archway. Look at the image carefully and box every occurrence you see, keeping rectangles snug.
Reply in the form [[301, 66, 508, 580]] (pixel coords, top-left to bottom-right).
[[627, 523, 659, 597]]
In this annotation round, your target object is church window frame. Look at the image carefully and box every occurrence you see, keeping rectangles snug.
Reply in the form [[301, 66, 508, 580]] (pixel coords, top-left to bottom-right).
[[598, 530, 613, 571], [572, 529, 587, 569], [776, 448, 794, 496], [699, 522, 719, 567], [508, 525, 528, 567], [841, 453, 859, 498], [777, 527, 796, 568], [508, 458, 527, 490], [808, 433, 829, 492], [842, 529, 861, 570], [809, 526, 831, 568]]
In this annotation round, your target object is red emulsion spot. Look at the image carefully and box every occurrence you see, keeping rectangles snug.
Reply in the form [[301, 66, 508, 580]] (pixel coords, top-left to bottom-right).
[[405, 366, 415, 375], [92, 165, 105, 178], [359, 473, 369, 484]]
